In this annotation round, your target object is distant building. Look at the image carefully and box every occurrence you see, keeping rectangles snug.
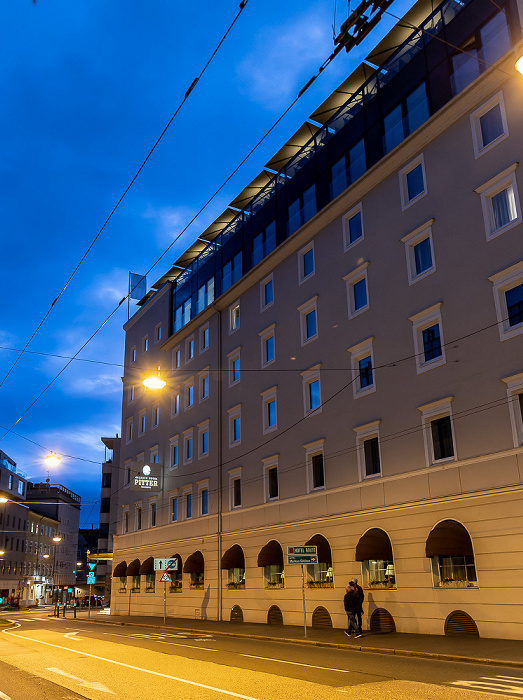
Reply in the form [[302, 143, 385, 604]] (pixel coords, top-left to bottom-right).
[[23, 510, 60, 606], [0, 451, 28, 605], [110, 0, 523, 639]]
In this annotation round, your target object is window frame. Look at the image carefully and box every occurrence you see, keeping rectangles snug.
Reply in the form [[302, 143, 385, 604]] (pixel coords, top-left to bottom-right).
[[348, 337, 376, 398], [151, 402, 160, 430], [298, 241, 315, 284], [126, 418, 133, 444], [354, 420, 382, 480], [198, 420, 210, 459], [170, 491, 178, 523], [199, 367, 210, 402], [183, 485, 193, 520], [470, 91, 508, 158], [399, 153, 427, 210], [260, 273, 274, 311], [228, 405, 242, 447], [229, 467, 242, 510], [184, 377, 194, 410], [304, 439, 326, 493], [149, 499, 157, 528], [488, 260, 523, 341], [501, 371, 523, 447], [344, 262, 369, 319], [261, 386, 278, 435], [262, 455, 279, 502], [418, 396, 457, 467], [173, 347, 181, 369], [409, 302, 446, 374], [476, 163, 521, 241], [185, 335, 195, 363], [142, 335, 149, 354], [259, 324, 276, 367], [200, 323, 210, 353], [169, 435, 179, 471], [298, 296, 319, 346], [401, 218, 436, 285], [154, 323, 162, 344], [228, 348, 241, 387], [342, 202, 364, 251], [198, 480, 210, 517], [229, 301, 240, 333], [302, 364, 322, 417], [171, 391, 180, 417], [183, 428, 194, 465]]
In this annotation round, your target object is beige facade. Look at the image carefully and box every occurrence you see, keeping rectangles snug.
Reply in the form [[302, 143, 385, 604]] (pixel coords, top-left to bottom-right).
[[111, 0, 523, 638]]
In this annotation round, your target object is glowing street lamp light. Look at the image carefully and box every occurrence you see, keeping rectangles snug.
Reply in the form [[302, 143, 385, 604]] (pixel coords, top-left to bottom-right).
[[0, 497, 7, 504], [142, 372, 166, 389], [516, 56, 523, 75], [53, 536, 62, 543], [45, 452, 61, 467]]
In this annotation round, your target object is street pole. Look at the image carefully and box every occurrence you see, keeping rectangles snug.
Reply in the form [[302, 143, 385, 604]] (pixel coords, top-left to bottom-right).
[[301, 564, 307, 638], [88, 583, 91, 619]]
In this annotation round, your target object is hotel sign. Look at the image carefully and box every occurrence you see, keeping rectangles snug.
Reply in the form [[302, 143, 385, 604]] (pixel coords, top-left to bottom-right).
[[131, 461, 162, 493]]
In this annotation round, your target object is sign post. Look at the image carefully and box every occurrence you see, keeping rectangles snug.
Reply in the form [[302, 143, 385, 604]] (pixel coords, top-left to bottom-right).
[[87, 563, 96, 619], [159, 572, 172, 624], [287, 546, 317, 638]]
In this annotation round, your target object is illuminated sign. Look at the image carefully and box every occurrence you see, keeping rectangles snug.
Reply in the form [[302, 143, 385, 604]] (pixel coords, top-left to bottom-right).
[[130, 461, 162, 492]]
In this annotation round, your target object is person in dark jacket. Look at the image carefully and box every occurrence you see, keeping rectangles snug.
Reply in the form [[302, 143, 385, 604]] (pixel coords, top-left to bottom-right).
[[343, 582, 362, 637], [351, 577, 364, 632]]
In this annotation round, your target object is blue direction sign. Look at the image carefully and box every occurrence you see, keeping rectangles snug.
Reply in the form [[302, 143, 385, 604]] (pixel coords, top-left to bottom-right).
[[287, 545, 318, 564], [154, 558, 179, 571], [87, 572, 96, 585]]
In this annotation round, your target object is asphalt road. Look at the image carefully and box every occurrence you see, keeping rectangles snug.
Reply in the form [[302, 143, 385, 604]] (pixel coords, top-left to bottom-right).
[[1, 611, 522, 699]]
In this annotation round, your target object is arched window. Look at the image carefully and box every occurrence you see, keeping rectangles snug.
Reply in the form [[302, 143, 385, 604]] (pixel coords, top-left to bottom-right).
[[221, 544, 245, 589], [426, 520, 476, 588], [257, 540, 284, 588], [139, 557, 155, 592], [113, 561, 127, 593], [126, 558, 141, 592], [304, 534, 333, 588], [183, 551, 204, 589], [355, 528, 395, 589], [168, 554, 183, 592]]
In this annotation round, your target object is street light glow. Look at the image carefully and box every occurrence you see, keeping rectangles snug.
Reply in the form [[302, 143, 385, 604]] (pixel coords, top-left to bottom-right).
[[53, 536, 62, 542], [0, 497, 7, 504], [45, 452, 61, 466], [516, 56, 523, 74], [142, 374, 166, 389]]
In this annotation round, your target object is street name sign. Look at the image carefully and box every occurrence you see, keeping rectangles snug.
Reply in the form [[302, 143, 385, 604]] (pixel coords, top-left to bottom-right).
[[154, 558, 179, 571], [287, 546, 318, 564], [159, 573, 172, 583]]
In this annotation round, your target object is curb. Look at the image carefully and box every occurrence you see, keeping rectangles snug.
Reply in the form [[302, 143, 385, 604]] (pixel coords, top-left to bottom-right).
[[76, 616, 523, 669]]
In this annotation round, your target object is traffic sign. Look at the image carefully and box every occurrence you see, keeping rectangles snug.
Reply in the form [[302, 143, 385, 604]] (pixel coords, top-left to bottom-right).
[[159, 572, 172, 583], [87, 572, 95, 585], [88, 562, 96, 571], [154, 558, 179, 571], [287, 545, 318, 565]]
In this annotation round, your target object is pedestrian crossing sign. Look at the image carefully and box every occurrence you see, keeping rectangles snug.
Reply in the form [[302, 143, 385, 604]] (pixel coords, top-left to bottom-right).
[[159, 573, 172, 583]]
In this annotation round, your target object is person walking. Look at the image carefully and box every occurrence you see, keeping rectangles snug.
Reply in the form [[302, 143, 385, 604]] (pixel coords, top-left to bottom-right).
[[351, 577, 364, 633], [343, 582, 362, 638]]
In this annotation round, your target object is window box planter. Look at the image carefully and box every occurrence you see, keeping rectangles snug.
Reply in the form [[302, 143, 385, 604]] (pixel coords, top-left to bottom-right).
[[306, 580, 334, 588], [438, 579, 477, 588], [189, 582, 204, 590], [226, 582, 245, 590], [265, 581, 284, 589]]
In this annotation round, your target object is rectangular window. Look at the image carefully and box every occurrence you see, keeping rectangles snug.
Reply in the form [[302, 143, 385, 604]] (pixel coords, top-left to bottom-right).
[[418, 397, 456, 466], [222, 252, 242, 292], [345, 263, 369, 319], [126, 419, 133, 443], [358, 356, 373, 389], [152, 404, 160, 428], [123, 511, 129, 533], [506, 284, 523, 328], [139, 411, 146, 435], [172, 392, 180, 416], [185, 437, 193, 462], [477, 165, 522, 240], [233, 478, 241, 508], [150, 502, 157, 527], [229, 406, 242, 446], [422, 324, 442, 362], [251, 221, 276, 267], [230, 302, 240, 331], [363, 437, 381, 477], [155, 324, 162, 343], [410, 303, 446, 373], [260, 325, 276, 367], [228, 350, 240, 386], [130, 347, 136, 363], [431, 416, 454, 461], [136, 506, 142, 531], [171, 497, 178, 522], [354, 420, 382, 480], [186, 493, 192, 519], [311, 454, 324, 489], [170, 439, 179, 469], [489, 261, 523, 341], [261, 275, 274, 310], [298, 297, 319, 345], [201, 488, 208, 516], [261, 387, 278, 434], [17, 480, 24, 496], [200, 372, 209, 400], [199, 427, 209, 457], [471, 92, 508, 157], [302, 365, 321, 416], [298, 243, 315, 282], [268, 466, 278, 500], [101, 473, 111, 488], [343, 204, 363, 250], [399, 154, 427, 209], [174, 348, 181, 369], [186, 337, 194, 361], [383, 83, 429, 153], [197, 277, 215, 315], [288, 184, 316, 236], [142, 336, 148, 353], [185, 380, 194, 409], [200, 325, 209, 351]]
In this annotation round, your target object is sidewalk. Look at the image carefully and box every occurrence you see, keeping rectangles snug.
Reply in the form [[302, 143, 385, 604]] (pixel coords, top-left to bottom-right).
[[75, 610, 523, 669]]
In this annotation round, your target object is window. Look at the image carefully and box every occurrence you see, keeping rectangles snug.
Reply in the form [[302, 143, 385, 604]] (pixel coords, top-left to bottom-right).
[[198, 421, 209, 458], [152, 403, 160, 429], [288, 184, 316, 236], [228, 348, 241, 386], [259, 325, 276, 367], [476, 164, 521, 240], [135, 505, 142, 531], [261, 386, 278, 434], [298, 242, 315, 283], [126, 419, 133, 443], [222, 252, 242, 292], [330, 137, 366, 198], [169, 436, 179, 469], [197, 277, 215, 314], [263, 455, 279, 501], [186, 336, 195, 362], [138, 409, 146, 435], [183, 429, 194, 464], [200, 324, 209, 352], [154, 324, 162, 343], [418, 397, 456, 466], [17, 480, 24, 496], [174, 299, 192, 332], [410, 303, 446, 373], [401, 218, 436, 284], [344, 262, 369, 319], [101, 473, 111, 488], [173, 347, 181, 369], [501, 371, 523, 447], [260, 274, 274, 311], [171, 391, 180, 417], [123, 509, 129, 534], [383, 82, 429, 154], [399, 154, 427, 210], [185, 378, 194, 409], [252, 221, 276, 267], [342, 203, 364, 250], [489, 261, 523, 341], [229, 467, 242, 509], [302, 365, 321, 416], [354, 421, 382, 479], [229, 302, 240, 332], [228, 405, 241, 447], [142, 336, 148, 353], [199, 368, 210, 401], [128, 384, 135, 404], [100, 498, 110, 514], [150, 501, 157, 528], [471, 91, 508, 158], [184, 488, 193, 519], [130, 346, 136, 363], [349, 337, 376, 398], [304, 440, 325, 492], [298, 296, 318, 346], [125, 461, 131, 485], [198, 482, 209, 516], [170, 495, 178, 522]]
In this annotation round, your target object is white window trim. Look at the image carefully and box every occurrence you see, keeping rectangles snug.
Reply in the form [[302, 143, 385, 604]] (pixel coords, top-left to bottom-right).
[[353, 420, 382, 481], [298, 241, 315, 284], [475, 163, 521, 241], [142, 335, 149, 354], [489, 260, 523, 341], [199, 323, 210, 353], [470, 91, 509, 159], [149, 445, 159, 464], [409, 302, 446, 374], [126, 418, 133, 444], [227, 347, 241, 387], [198, 420, 210, 459], [228, 404, 242, 447], [399, 153, 427, 210], [138, 409, 146, 436], [417, 396, 457, 467], [229, 301, 240, 333], [171, 391, 180, 418], [151, 402, 160, 430], [342, 202, 364, 251], [348, 337, 376, 398], [135, 501, 143, 531], [304, 438, 326, 493], [228, 466, 242, 510], [184, 377, 195, 410], [344, 262, 369, 319], [501, 371, 523, 447], [127, 384, 135, 405], [148, 497, 157, 528], [261, 386, 278, 434], [298, 296, 319, 346], [172, 346, 181, 369], [301, 364, 322, 417], [154, 323, 162, 344], [122, 506, 130, 534], [185, 335, 195, 363], [199, 366, 210, 402], [124, 459, 132, 488], [262, 454, 279, 502], [401, 218, 436, 285], [183, 428, 194, 465], [168, 489, 179, 523], [260, 273, 274, 312], [182, 484, 193, 520], [197, 479, 210, 517], [259, 324, 276, 367], [130, 346, 136, 364], [169, 435, 179, 471]]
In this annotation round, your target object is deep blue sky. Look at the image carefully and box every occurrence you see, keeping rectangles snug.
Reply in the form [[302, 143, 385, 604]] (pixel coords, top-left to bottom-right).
[[0, 0, 413, 526]]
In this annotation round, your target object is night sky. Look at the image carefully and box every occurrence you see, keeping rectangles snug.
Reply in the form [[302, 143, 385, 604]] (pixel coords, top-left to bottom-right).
[[0, 0, 412, 526]]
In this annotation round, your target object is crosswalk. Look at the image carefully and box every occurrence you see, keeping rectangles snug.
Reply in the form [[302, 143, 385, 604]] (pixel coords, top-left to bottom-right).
[[451, 674, 523, 696]]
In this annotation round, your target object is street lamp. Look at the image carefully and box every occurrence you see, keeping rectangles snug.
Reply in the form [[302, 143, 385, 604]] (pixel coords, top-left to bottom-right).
[[44, 453, 61, 467], [516, 56, 523, 75], [142, 370, 166, 389]]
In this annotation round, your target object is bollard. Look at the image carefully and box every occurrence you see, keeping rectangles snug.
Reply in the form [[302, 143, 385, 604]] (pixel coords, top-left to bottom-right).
[[62, 602, 66, 617], [73, 602, 77, 619]]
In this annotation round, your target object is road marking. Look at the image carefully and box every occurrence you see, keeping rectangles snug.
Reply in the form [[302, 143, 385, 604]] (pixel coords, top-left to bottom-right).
[[46, 667, 115, 694], [3, 625, 262, 699], [451, 675, 523, 695], [64, 632, 83, 641], [240, 654, 351, 673], [14, 619, 34, 622], [130, 632, 214, 640], [154, 640, 218, 652], [0, 691, 12, 700]]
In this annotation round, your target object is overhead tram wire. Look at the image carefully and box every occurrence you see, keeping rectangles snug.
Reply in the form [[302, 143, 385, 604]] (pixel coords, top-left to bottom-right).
[[0, 0, 251, 393]]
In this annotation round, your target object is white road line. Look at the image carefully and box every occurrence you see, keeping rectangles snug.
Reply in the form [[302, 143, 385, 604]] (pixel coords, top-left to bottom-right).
[[64, 632, 83, 641], [46, 667, 115, 694], [240, 654, 351, 673], [2, 626, 261, 700], [154, 640, 218, 652], [0, 691, 12, 700], [451, 680, 523, 695], [14, 619, 34, 622]]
